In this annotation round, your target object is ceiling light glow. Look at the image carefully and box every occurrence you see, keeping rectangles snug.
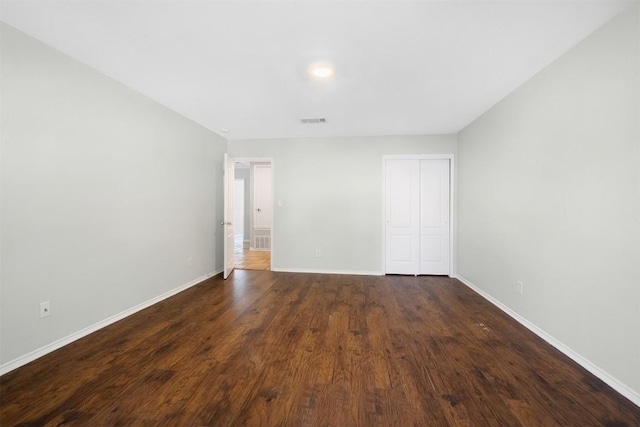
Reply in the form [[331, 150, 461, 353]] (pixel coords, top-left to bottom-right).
[[309, 63, 335, 79]]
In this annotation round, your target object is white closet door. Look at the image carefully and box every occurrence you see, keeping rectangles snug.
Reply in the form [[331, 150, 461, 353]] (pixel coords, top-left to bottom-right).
[[419, 159, 450, 275], [385, 159, 420, 274]]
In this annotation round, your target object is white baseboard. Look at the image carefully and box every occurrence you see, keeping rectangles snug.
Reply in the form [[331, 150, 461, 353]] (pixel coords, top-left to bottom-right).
[[454, 274, 640, 408], [271, 267, 384, 276], [0, 271, 219, 376]]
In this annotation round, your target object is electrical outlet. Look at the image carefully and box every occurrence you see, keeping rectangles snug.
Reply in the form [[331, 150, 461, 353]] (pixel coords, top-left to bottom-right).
[[516, 281, 524, 295], [188, 256, 193, 267], [40, 301, 51, 318], [315, 249, 322, 257]]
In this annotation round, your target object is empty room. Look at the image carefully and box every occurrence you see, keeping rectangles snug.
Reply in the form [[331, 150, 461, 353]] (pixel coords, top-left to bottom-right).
[[1, 0, 639, 425]]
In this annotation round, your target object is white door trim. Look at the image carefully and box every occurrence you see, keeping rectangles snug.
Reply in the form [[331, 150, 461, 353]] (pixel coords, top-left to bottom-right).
[[223, 153, 235, 279], [382, 154, 455, 276]]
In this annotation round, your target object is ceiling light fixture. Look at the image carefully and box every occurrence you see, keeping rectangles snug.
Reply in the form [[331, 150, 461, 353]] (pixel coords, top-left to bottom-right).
[[308, 62, 335, 80]]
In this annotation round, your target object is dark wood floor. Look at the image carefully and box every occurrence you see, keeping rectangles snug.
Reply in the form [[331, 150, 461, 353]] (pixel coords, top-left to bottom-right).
[[2, 271, 639, 426]]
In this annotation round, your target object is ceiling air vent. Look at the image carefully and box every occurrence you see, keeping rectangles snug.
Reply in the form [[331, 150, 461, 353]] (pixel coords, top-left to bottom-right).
[[300, 117, 327, 124]]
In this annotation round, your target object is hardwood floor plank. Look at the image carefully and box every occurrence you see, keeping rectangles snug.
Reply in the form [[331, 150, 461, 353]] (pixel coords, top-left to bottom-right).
[[234, 241, 271, 271], [2, 272, 639, 426]]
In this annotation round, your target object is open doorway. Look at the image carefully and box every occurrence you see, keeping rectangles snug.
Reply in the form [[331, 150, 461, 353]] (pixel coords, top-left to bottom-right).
[[233, 160, 272, 271]]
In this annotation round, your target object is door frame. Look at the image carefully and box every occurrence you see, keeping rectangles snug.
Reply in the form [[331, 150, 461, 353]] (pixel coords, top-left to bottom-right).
[[382, 154, 455, 276], [223, 153, 235, 279], [231, 156, 275, 271]]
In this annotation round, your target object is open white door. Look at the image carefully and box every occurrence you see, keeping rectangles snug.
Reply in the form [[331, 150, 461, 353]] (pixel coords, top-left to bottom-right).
[[223, 154, 235, 279]]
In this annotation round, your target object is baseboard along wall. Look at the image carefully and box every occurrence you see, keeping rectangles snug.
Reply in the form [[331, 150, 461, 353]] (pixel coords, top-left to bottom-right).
[[271, 268, 384, 276], [0, 270, 221, 376], [454, 274, 640, 408]]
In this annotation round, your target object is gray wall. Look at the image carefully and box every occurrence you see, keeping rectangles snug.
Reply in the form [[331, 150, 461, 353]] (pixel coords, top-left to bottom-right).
[[457, 5, 639, 394], [229, 135, 457, 274], [234, 166, 251, 240], [0, 23, 226, 365]]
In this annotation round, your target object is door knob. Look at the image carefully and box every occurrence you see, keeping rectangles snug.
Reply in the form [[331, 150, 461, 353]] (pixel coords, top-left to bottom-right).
[[256, 208, 262, 212]]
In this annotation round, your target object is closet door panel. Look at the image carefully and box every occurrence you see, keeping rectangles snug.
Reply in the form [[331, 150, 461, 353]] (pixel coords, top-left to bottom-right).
[[419, 159, 450, 275], [385, 159, 419, 274], [385, 158, 450, 276]]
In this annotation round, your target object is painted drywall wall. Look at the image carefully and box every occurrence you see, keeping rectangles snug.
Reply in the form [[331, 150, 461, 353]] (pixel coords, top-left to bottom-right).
[[229, 135, 457, 274], [234, 166, 251, 239], [0, 23, 226, 366], [458, 5, 640, 395]]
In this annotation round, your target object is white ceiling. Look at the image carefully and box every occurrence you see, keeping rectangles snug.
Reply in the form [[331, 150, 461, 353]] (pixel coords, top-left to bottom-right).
[[0, 0, 634, 140]]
